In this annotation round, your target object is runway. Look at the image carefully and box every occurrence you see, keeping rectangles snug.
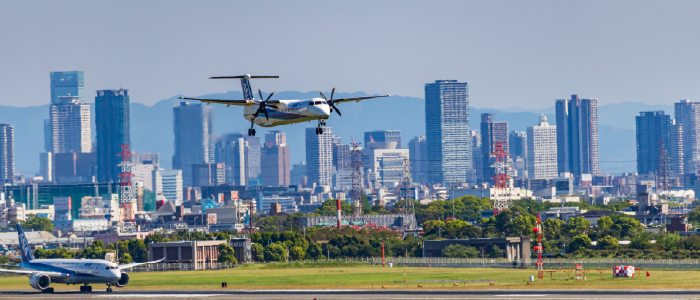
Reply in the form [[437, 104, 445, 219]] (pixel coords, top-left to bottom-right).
[[0, 289, 699, 299]]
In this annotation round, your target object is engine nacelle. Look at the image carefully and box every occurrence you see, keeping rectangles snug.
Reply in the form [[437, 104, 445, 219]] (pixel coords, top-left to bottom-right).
[[115, 272, 129, 288], [29, 273, 51, 290]]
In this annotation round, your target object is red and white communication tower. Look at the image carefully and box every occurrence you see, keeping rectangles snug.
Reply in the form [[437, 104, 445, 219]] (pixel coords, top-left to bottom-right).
[[533, 214, 544, 280], [117, 144, 136, 223], [490, 141, 510, 214], [349, 136, 364, 218]]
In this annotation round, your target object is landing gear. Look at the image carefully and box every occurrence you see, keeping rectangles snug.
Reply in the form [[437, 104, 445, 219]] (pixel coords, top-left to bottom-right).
[[106, 287, 113, 293], [316, 119, 326, 134], [80, 284, 92, 293], [248, 128, 256, 136], [41, 288, 54, 293]]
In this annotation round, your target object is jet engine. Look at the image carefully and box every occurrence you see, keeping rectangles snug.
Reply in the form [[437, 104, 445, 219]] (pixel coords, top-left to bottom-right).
[[29, 273, 51, 290], [115, 272, 129, 287]]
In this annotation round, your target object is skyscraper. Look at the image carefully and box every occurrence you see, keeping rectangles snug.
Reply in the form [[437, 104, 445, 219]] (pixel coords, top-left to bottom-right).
[[262, 131, 290, 187], [95, 89, 130, 183], [636, 111, 672, 175], [408, 136, 428, 184], [509, 131, 527, 157], [480, 113, 509, 181], [364, 130, 402, 149], [425, 80, 470, 184], [192, 163, 226, 188], [172, 102, 214, 187], [670, 121, 684, 177], [470, 130, 483, 182], [674, 99, 700, 174], [555, 95, 599, 177], [246, 137, 261, 185], [306, 127, 333, 186], [50, 71, 84, 104], [215, 133, 248, 186], [49, 95, 91, 153], [153, 169, 183, 205], [527, 114, 558, 179], [0, 124, 14, 182], [333, 143, 352, 171]]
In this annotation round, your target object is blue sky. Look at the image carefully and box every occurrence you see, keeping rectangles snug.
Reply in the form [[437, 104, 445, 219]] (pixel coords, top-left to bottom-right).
[[1, 1, 700, 108]]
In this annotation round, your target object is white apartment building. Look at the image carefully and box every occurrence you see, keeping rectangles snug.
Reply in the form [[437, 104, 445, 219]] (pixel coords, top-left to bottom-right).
[[49, 95, 91, 153], [153, 169, 183, 205], [305, 127, 333, 187], [527, 114, 558, 179]]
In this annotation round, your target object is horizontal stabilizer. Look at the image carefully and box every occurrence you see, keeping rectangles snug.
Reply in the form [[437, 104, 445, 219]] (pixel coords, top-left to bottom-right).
[[210, 76, 279, 79]]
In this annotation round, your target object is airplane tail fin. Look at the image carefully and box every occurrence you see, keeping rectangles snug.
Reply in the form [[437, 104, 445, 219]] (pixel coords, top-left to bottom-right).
[[16, 223, 34, 263], [208, 75, 279, 101]]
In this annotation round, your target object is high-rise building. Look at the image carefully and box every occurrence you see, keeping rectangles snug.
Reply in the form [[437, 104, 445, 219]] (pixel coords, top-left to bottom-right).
[[674, 99, 700, 174], [43, 119, 51, 153], [306, 127, 333, 186], [172, 102, 213, 187], [670, 121, 684, 177], [246, 137, 261, 185], [54, 152, 97, 183], [0, 124, 14, 182], [333, 144, 351, 171], [192, 163, 226, 188], [265, 130, 286, 147], [408, 136, 428, 184], [290, 162, 307, 186], [481, 113, 509, 181], [470, 130, 483, 182], [636, 111, 673, 175], [425, 80, 470, 184], [555, 95, 599, 177], [365, 130, 402, 149], [215, 134, 248, 186], [132, 153, 160, 168], [153, 169, 183, 205], [39, 152, 53, 182], [95, 89, 130, 183], [362, 144, 409, 188], [527, 114, 558, 179], [49, 95, 91, 153], [50, 71, 84, 104], [262, 141, 290, 187], [509, 131, 527, 178]]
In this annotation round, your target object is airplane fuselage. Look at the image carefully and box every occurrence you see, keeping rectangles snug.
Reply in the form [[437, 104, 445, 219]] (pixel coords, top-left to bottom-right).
[[21, 258, 121, 284], [244, 97, 331, 127]]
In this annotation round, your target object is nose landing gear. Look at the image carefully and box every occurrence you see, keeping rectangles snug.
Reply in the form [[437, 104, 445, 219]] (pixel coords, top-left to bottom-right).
[[316, 119, 327, 134], [106, 283, 113, 293]]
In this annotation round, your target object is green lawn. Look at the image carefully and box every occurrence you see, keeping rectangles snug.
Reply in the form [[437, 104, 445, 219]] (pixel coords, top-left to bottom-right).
[[1, 263, 698, 290]]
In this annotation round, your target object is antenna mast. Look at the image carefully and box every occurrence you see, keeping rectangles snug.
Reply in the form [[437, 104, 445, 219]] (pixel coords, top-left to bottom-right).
[[349, 136, 365, 217]]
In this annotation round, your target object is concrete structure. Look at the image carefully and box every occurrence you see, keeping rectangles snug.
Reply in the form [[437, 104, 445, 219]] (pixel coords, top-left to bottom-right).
[[49, 95, 91, 154], [301, 213, 417, 229], [451, 187, 523, 201], [422, 237, 530, 261], [229, 237, 252, 264], [53, 152, 96, 183], [481, 113, 508, 181], [306, 127, 333, 186], [408, 136, 428, 184], [215, 133, 249, 186], [290, 162, 307, 186], [666, 216, 692, 233], [78, 195, 118, 222], [192, 163, 226, 188], [261, 142, 290, 187], [555, 95, 599, 178], [468, 130, 484, 183], [527, 114, 558, 179], [259, 194, 297, 212], [52, 197, 72, 220], [675, 99, 700, 174], [365, 130, 402, 149], [172, 102, 214, 187], [132, 153, 160, 168], [265, 130, 286, 147], [53, 219, 110, 232], [183, 213, 217, 226], [50, 71, 84, 104], [131, 163, 155, 191], [425, 80, 470, 184], [539, 207, 586, 222], [149, 240, 228, 269], [332, 143, 352, 171], [246, 137, 262, 185], [0, 124, 13, 182], [153, 169, 183, 205], [95, 89, 130, 183], [363, 145, 409, 188], [39, 152, 53, 182], [636, 111, 673, 175]]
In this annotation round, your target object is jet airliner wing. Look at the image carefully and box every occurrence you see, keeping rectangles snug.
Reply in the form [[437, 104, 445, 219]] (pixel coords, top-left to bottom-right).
[[179, 97, 252, 106], [0, 268, 65, 277], [332, 94, 391, 104], [117, 257, 165, 270]]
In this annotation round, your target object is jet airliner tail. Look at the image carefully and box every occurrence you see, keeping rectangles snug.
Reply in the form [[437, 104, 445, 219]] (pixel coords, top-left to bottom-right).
[[16, 223, 34, 263]]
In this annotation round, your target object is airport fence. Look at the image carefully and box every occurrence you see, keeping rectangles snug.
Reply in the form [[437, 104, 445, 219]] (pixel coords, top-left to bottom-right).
[[370, 257, 700, 270], [124, 262, 239, 272]]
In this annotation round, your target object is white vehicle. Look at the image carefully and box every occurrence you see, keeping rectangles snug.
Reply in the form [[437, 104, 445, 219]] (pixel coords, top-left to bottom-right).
[[179, 74, 390, 136], [0, 224, 163, 293]]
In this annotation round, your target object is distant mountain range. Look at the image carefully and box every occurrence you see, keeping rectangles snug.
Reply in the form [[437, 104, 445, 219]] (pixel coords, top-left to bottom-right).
[[0, 91, 672, 177]]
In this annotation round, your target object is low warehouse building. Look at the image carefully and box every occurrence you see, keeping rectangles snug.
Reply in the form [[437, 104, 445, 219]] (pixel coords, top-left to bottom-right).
[[148, 240, 227, 270], [422, 237, 530, 262]]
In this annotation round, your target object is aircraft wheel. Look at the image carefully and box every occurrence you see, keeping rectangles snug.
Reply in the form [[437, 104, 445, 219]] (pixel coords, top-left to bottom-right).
[[319, 128, 324, 134], [252, 129, 256, 136], [80, 286, 85, 292]]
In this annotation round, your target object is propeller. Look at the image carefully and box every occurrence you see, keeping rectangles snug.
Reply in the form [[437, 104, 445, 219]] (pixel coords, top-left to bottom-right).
[[253, 89, 277, 121], [319, 87, 341, 117]]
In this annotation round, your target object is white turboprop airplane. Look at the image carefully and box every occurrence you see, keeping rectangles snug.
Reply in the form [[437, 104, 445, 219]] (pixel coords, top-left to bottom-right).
[[0, 224, 163, 294], [179, 74, 390, 136]]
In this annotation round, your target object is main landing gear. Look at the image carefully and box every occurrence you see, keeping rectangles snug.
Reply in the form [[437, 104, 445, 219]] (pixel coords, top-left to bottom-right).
[[40, 288, 54, 293], [79, 284, 92, 293], [248, 120, 256, 136], [315, 119, 327, 135]]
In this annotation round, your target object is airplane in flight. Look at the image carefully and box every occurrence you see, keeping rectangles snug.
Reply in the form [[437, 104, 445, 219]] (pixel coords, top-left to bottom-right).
[[179, 74, 391, 136], [0, 224, 163, 293]]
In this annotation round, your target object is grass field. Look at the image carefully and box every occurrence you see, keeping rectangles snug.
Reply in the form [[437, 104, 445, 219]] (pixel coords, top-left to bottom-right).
[[1, 262, 699, 290]]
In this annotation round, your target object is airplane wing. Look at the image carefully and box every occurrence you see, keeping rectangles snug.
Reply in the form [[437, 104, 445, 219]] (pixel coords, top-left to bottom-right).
[[117, 257, 165, 270], [332, 95, 391, 104], [0, 268, 65, 277], [179, 97, 281, 107]]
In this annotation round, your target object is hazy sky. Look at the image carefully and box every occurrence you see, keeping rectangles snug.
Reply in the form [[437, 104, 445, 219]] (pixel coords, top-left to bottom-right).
[[2, 1, 700, 108]]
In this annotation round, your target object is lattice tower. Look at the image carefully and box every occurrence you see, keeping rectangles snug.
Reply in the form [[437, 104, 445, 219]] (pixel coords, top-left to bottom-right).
[[534, 214, 544, 280], [490, 141, 510, 214], [400, 157, 414, 214], [658, 137, 672, 193], [117, 144, 135, 222]]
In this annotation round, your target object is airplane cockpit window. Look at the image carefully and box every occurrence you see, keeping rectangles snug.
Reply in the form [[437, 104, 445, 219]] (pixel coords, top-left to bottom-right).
[[308, 102, 314, 105], [321, 101, 327, 104]]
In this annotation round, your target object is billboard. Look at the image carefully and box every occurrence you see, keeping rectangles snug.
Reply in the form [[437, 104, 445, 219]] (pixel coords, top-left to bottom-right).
[[53, 197, 71, 212], [231, 191, 239, 200]]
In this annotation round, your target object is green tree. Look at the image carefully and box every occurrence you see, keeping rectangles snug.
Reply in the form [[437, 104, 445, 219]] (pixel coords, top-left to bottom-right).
[[307, 243, 323, 259], [119, 253, 133, 264], [564, 216, 591, 236], [610, 214, 644, 238], [422, 220, 446, 237], [289, 246, 305, 260], [144, 234, 163, 244], [251, 243, 264, 261], [0, 256, 9, 264], [597, 235, 620, 250], [441, 244, 478, 258], [630, 236, 650, 249], [543, 218, 566, 240], [20, 216, 53, 232], [568, 234, 592, 253], [313, 199, 353, 216], [487, 245, 505, 258], [688, 207, 700, 223], [127, 239, 148, 262], [684, 235, 700, 250], [597, 216, 613, 232], [263, 243, 286, 262], [510, 214, 537, 238], [92, 240, 105, 249], [217, 243, 237, 263], [659, 232, 681, 251]]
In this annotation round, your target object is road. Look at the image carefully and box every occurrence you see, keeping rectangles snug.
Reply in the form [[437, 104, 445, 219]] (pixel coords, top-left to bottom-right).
[[0, 289, 699, 299]]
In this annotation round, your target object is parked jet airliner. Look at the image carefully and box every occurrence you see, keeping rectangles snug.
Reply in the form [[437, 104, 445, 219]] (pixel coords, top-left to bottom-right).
[[179, 74, 390, 136], [0, 224, 163, 293]]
